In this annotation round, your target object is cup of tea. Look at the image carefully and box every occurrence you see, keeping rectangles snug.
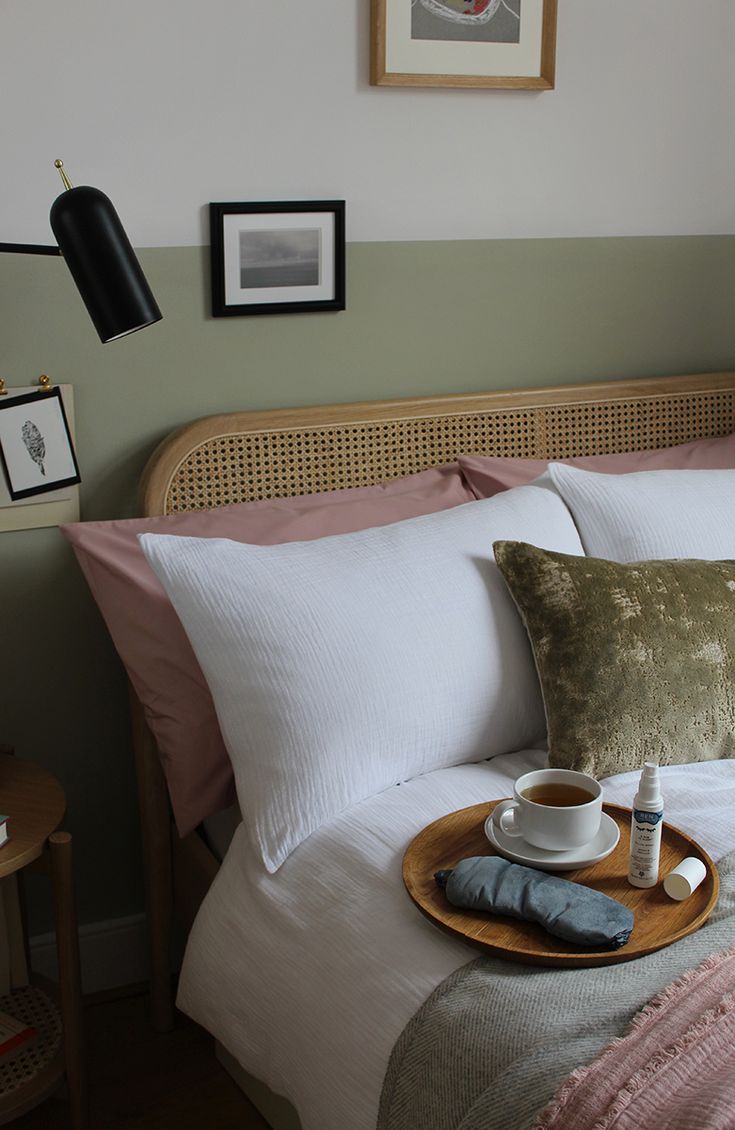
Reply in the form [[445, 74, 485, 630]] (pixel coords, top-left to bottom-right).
[[491, 768, 602, 851]]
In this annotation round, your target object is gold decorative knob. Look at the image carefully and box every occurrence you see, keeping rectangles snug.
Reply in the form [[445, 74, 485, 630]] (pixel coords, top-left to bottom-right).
[[54, 159, 73, 191]]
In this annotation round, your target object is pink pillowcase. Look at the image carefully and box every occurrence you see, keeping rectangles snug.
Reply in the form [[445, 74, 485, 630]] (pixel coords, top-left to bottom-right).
[[61, 464, 474, 836], [459, 433, 735, 498]]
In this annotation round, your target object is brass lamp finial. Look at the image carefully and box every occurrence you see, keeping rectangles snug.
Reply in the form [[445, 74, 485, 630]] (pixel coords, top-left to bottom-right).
[[54, 159, 73, 192]]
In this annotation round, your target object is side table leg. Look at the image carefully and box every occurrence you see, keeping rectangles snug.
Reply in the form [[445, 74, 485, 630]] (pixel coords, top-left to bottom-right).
[[49, 831, 88, 1130]]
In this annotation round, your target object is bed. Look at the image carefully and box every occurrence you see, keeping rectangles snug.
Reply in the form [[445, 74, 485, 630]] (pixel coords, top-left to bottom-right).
[[63, 370, 735, 1130]]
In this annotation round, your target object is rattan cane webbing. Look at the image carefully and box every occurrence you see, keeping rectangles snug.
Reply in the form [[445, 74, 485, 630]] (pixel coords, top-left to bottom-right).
[[0, 985, 61, 1097], [161, 388, 735, 514]]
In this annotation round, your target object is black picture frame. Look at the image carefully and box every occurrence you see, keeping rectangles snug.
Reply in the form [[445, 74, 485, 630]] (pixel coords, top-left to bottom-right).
[[0, 387, 81, 501], [209, 200, 346, 317]]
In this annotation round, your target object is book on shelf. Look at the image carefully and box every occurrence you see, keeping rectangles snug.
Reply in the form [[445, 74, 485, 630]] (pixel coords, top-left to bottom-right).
[[0, 817, 7, 848], [0, 1008, 37, 1064]]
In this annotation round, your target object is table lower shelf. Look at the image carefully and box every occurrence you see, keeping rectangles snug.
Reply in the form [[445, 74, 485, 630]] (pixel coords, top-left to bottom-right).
[[0, 984, 64, 1125]]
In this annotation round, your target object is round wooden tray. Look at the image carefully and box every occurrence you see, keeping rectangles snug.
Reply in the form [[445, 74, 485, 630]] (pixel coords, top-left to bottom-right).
[[403, 801, 719, 968]]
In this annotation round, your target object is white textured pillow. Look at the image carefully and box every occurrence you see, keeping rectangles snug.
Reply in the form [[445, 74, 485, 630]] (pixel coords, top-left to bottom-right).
[[547, 464, 735, 562], [139, 486, 583, 871]]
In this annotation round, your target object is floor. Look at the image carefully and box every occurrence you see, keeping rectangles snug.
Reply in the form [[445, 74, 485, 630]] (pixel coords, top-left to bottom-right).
[[12, 988, 270, 1130]]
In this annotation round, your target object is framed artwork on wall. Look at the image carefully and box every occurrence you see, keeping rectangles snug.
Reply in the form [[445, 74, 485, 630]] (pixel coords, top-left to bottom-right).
[[209, 201, 346, 317], [0, 387, 81, 501], [371, 0, 557, 90]]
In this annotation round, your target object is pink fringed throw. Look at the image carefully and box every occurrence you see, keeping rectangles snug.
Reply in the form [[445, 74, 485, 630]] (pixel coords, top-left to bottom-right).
[[536, 945, 735, 1130]]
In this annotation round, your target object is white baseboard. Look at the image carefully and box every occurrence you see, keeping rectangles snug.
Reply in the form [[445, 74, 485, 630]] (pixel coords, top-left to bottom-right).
[[30, 913, 149, 996]]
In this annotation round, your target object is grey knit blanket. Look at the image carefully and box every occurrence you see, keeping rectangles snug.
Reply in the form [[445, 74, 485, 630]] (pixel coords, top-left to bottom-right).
[[378, 851, 735, 1130]]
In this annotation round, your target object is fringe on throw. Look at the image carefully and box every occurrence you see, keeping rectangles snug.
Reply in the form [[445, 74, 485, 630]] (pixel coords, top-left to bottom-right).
[[534, 943, 735, 1130]]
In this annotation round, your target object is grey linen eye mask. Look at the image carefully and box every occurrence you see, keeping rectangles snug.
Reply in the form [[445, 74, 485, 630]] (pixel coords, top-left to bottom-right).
[[435, 856, 634, 949]]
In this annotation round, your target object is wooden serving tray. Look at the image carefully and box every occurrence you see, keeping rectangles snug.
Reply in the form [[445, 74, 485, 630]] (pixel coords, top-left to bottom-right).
[[403, 801, 719, 968]]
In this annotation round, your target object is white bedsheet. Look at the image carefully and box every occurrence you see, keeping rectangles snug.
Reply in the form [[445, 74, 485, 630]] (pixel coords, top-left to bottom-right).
[[179, 752, 735, 1130]]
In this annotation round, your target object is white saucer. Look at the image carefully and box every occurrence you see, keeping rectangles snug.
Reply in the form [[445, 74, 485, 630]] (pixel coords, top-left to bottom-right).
[[483, 810, 620, 872]]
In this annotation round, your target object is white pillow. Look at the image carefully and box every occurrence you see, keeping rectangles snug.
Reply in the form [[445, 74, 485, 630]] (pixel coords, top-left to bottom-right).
[[547, 464, 735, 562], [139, 485, 583, 872]]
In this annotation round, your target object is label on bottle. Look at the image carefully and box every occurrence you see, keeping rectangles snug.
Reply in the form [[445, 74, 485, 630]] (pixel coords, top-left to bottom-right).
[[628, 808, 664, 884], [633, 809, 663, 826]]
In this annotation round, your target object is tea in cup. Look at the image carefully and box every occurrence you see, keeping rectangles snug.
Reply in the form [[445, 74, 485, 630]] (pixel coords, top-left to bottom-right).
[[491, 768, 602, 851]]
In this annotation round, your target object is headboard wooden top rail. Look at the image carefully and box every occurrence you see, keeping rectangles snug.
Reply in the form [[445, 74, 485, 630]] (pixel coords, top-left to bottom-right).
[[140, 370, 735, 517]]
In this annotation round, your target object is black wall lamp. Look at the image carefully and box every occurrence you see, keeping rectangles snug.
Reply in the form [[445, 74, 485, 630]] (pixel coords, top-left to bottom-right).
[[0, 160, 162, 343]]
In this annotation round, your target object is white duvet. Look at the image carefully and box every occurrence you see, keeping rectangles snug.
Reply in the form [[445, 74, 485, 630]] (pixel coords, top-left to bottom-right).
[[178, 751, 735, 1130]]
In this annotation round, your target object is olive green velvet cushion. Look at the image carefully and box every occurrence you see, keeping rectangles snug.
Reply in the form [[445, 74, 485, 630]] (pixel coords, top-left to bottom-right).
[[493, 541, 735, 778]]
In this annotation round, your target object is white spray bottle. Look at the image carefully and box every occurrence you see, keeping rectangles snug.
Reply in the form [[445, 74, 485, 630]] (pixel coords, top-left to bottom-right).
[[627, 762, 664, 888]]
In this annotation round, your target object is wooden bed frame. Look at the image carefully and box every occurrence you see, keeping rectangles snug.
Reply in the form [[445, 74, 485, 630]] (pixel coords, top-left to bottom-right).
[[131, 369, 735, 1057]]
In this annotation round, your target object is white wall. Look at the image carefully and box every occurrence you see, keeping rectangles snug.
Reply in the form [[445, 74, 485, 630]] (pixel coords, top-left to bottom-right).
[[3, 0, 735, 246]]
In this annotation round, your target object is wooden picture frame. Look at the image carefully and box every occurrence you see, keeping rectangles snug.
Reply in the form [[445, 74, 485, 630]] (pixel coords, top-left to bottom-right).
[[371, 0, 557, 90], [209, 201, 346, 317]]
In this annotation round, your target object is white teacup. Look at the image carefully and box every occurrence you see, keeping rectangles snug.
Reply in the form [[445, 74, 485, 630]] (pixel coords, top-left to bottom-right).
[[491, 768, 603, 852]]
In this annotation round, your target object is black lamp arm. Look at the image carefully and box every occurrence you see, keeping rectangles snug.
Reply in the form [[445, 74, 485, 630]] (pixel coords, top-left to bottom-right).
[[0, 242, 61, 256]]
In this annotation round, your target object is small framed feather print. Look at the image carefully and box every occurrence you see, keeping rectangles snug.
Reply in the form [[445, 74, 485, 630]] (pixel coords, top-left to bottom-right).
[[0, 387, 80, 501]]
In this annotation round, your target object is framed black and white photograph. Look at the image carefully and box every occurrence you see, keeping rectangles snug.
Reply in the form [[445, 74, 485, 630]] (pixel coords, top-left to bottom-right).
[[0, 387, 81, 501], [210, 201, 346, 317]]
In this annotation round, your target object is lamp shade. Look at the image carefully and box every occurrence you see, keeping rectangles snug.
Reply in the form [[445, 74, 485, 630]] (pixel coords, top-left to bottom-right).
[[50, 185, 162, 343]]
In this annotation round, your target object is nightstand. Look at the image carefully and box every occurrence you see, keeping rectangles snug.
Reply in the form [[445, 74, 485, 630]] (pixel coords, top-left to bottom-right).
[[0, 753, 86, 1128]]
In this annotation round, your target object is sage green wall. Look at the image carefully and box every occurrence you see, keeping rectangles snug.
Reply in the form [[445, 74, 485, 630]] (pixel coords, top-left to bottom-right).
[[3, 235, 735, 933]]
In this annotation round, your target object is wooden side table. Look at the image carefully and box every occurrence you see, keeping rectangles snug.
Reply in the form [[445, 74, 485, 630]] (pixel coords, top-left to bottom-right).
[[0, 754, 86, 1128]]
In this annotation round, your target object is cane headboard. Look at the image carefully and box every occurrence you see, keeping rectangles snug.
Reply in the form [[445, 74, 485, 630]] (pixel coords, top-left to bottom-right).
[[135, 368, 735, 1034], [140, 371, 735, 518]]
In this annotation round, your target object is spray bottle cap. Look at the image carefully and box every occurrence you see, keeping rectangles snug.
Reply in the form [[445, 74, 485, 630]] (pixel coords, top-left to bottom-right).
[[636, 761, 662, 807]]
